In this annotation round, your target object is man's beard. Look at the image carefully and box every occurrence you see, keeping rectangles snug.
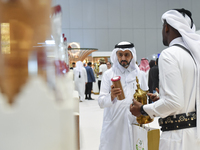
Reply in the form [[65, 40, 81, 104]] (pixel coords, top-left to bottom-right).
[[119, 60, 131, 68]]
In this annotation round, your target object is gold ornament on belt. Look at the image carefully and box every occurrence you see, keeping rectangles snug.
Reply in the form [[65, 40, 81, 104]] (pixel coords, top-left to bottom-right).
[[134, 76, 153, 124]]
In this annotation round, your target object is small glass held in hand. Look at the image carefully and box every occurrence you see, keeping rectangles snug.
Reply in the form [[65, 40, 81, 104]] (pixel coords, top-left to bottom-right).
[[111, 76, 125, 100]]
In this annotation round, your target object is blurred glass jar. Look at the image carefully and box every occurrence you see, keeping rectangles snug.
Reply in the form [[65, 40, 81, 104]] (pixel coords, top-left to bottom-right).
[[0, 0, 51, 104]]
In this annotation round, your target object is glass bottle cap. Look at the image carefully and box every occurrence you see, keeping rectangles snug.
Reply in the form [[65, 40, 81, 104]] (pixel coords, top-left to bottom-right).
[[111, 76, 121, 82]]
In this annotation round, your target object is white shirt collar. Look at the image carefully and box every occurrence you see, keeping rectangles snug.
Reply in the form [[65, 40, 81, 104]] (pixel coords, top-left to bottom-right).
[[169, 37, 188, 49], [117, 62, 133, 74]]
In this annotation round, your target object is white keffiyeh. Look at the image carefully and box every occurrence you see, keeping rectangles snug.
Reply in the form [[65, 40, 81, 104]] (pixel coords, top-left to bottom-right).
[[110, 41, 138, 71], [110, 41, 140, 83], [162, 10, 200, 140]]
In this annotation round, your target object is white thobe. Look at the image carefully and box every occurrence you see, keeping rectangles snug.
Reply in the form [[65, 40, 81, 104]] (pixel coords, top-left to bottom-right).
[[98, 65, 148, 150], [73, 67, 87, 101], [144, 37, 200, 150], [98, 64, 107, 81], [142, 69, 149, 86]]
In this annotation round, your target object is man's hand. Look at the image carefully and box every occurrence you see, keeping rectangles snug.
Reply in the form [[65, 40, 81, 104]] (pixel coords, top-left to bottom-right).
[[110, 85, 121, 101], [129, 99, 143, 117], [97, 72, 102, 75], [147, 88, 160, 102]]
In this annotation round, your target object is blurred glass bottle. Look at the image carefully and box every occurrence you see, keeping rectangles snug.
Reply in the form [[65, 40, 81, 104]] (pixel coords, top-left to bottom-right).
[[0, 0, 51, 104]]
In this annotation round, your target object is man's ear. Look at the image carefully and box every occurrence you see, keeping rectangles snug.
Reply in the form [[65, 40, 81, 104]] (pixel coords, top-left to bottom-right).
[[165, 24, 169, 33]]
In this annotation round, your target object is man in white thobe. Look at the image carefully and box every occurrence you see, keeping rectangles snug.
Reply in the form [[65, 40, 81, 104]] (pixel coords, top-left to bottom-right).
[[130, 8, 200, 150], [98, 41, 148, 150], [139, 58, 150, 83], [97, 58, 107, 92], [73, 61, 87, 102]]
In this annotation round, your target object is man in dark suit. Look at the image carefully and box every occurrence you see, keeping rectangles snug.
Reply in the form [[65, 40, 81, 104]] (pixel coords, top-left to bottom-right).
[[85, 62, 96, 100], [148, 59, 156, 103], [149, 58, 159, 95]]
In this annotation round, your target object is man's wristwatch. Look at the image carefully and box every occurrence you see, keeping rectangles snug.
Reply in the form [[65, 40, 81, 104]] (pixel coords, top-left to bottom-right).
[[140, 105, 148, 116]]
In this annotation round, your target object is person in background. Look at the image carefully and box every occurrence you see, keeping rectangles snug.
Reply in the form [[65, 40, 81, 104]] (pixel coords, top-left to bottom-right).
[[139, 58, 150, 83], [97, 58, 107, 92], [148, 58, 158, 103], [98, 41, 148, 150], [73, 61, 87, 102], [149, 59, 155, 69], [106, 61, 112, 69], [70, 62, 76, 70], [149, 58, 159, 92], [85, 62, 96, 100], [130, 8, 200, 150]]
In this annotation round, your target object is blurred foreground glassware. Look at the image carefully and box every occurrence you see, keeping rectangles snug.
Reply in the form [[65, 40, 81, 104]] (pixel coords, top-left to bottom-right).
[[0, 0, 51, 104]]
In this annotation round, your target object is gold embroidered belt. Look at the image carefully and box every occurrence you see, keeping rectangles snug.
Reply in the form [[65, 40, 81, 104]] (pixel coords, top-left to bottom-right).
[[159, 111, 196, 131]]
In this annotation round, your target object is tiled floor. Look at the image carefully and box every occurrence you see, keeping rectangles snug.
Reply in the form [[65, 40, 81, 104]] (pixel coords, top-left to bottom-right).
[[79, 94, 103, 150]]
